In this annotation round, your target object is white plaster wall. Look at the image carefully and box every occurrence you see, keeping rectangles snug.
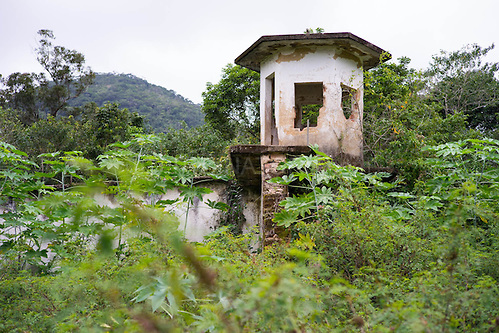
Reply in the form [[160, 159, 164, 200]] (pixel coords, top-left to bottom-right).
[[241, 189, 260, 233], [162, 183, 225, 242], [260, 45, 364, 161], [0, 182, 262, 250], [164, 184, 260, 242], [91, 189, 224, 243]]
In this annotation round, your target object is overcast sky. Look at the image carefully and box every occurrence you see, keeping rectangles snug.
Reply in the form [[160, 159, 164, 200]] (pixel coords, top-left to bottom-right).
[[1, 0, 498, 104]]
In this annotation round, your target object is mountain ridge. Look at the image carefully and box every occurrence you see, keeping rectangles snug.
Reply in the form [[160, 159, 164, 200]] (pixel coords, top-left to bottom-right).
[[69, 72, 204, 132]]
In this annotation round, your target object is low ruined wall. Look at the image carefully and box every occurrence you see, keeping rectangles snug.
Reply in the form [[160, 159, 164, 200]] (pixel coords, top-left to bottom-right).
[[0, 180, 261, 246], [160, 182, 259, 242]]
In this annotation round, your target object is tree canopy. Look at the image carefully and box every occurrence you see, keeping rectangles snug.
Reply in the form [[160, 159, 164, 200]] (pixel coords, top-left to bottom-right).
[[0, 30, 94, 125], [0, 30, 207, 159], [201, 64, 260, 141], [36, 29, 95, 118], [68, 73, 204, 132], [425, 43, 499, 131]]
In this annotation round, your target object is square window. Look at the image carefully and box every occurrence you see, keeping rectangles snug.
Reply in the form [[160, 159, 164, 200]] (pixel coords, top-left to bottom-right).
[[341, 84, 358, 120], [294, 82, 323, 129]]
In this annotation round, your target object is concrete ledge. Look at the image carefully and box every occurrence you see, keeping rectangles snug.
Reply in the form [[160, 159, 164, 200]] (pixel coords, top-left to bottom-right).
[[230, 145, 313, 188]]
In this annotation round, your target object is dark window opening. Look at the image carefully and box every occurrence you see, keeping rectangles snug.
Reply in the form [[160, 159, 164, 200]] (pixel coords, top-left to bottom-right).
[[269, 75, 278, 144], [341, 84, 358, 120], [294, 82, 323, 130]]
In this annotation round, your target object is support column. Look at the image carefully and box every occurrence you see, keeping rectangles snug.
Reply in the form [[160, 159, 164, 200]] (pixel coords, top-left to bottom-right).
[[260, 152, 287, 246]]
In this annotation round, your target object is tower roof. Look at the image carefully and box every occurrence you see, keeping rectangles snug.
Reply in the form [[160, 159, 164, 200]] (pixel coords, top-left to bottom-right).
[[235, 32, 390, 72]]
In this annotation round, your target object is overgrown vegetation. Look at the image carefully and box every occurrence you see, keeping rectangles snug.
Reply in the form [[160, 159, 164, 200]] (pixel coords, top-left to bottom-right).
[[202, 64, 260, 142], [1, 136, 498, 331], [1, 30, 499, 331], [0, 30, 207, 161]]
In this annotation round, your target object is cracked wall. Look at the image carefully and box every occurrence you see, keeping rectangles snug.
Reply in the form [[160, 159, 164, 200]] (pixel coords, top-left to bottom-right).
[[260, 45, 364, 166]]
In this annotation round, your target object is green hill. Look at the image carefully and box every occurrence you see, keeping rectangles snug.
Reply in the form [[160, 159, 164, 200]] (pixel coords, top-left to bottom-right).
[[69, 73, 204, 132]]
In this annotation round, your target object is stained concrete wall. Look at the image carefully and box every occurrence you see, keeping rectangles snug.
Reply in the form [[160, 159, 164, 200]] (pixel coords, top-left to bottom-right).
[[159, 182, 260, 242], [260, 45, 364, 165], [161, 182, 227, 242], [112, 182, 260, 242], [0, 182, 261, 248]]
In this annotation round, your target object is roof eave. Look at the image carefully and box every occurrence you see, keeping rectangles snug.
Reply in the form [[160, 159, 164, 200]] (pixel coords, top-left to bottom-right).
[[235, 32, 390, 72]]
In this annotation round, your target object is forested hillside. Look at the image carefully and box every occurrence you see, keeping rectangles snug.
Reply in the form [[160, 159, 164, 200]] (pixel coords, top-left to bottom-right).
[[0, 30, 210, 160], [68, 73, 204, 132]]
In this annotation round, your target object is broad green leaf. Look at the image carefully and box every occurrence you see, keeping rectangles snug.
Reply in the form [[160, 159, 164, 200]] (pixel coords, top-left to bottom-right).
[[268, 174, 296, 185], [98, 157, 124, 171], [180, 186, 212, 202], [387, 206, 414, 220], [172, 168, 194, 185], [206, 199, 229, 211], [151, 289, 167, 312], [280, 194, 315, 217], [273, 209, 299, 227], [188, 157, 217, 170], [315, 186, 334, 205]]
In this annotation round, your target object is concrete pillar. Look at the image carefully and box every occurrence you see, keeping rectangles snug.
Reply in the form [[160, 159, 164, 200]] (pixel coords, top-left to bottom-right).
[[260, 152, 288, 245]]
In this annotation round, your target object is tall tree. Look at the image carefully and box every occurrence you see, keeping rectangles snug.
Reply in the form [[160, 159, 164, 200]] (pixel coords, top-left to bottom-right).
[[201, 64, 260, 141], [36, 29, 95, 118], [76, 102, 146, 159], [426, 44, 499, 131], [0, 30, 95, 125]]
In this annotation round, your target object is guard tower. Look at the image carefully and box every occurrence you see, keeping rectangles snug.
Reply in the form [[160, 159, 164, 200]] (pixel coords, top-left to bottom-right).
[[230, 33, 389, 243], [236, 32, 388, 165]]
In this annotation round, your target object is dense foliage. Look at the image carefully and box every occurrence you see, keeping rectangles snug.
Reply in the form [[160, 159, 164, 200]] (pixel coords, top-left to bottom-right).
[[0, 30, 207, 161], [0, 103, 144, 161], [202, 64, 260, 142], [69, 73, 204, 132], [1, 33, 499, 331], [426, 44, 499, 131], [0, 136, 498, 331]]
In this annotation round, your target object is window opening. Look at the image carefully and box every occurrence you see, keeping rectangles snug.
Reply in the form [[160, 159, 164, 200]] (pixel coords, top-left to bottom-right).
[[270, 76, 278, 144], [265, 73, 278, 145], [294, 82, 323, 130], [341, 84, 358, 120]]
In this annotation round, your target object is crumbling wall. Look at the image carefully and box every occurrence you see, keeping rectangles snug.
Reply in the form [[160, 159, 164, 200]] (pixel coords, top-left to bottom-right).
[[260, 45, 364, 166], [260, 152, 287, 245], [0, 181, 261, 247]]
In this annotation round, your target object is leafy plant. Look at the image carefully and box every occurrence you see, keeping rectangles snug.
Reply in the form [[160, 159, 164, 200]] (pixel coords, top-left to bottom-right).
[[271, 145, 393, 228], [1, 134, 499, 332], [423, 138, 499, 224]]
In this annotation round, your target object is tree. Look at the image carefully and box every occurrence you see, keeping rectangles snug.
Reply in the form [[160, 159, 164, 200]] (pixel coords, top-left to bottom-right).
[[426, 44, 499, 132], [363, 57, 473, 187], [201, 64, 260, 141], [0, 72, 42, 125], [0, 30, 94, 125], [76, 102, 145, 158], [36, 29, 95, 118], [158, 123, 231, 159], [18, 116, 80, 157], [0, 106, 25, 145]]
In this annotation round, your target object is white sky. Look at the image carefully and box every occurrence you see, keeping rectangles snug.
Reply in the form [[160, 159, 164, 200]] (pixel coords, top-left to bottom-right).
[[1, 0, 498, 104]]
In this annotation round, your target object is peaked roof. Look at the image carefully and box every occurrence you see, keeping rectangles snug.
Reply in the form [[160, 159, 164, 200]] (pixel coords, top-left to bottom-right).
[[235, 32, 390, 72]]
